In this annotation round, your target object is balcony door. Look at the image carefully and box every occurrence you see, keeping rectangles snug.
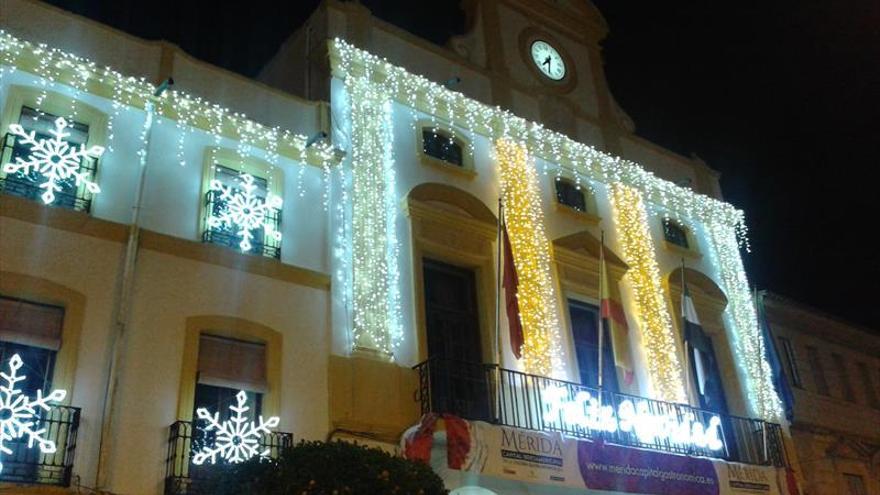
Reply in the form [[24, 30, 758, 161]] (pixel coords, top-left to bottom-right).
[[422, 258, 490, 421], [567, 299, 619, 394], [689, 334, 742, 460]]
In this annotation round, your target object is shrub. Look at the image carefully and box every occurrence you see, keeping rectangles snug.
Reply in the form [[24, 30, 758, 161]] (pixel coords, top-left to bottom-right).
[[204, 439, 447, 495]]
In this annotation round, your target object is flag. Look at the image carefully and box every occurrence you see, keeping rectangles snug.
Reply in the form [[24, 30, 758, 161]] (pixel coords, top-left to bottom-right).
[[682, 286, 712, 398], [756, 290, 795, 422], [599, 245, 634, 385], [502, 222, 524, 359]]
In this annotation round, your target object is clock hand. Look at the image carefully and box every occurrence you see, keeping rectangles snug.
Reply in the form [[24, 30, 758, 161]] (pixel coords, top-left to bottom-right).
[[543, 56, 551, 68]]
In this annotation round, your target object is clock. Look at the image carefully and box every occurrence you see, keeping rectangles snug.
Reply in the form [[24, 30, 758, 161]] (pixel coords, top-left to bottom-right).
[[530, 40, 566, 81]]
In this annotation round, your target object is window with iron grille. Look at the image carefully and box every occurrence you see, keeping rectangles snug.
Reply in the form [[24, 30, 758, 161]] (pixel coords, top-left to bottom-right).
[[0, 296, 80, 486], [186, 335, 268, 481], [0, 106, 96, 212], [202, 164, 281, 258], [555, 178, 587, 212], [663, 219, 690, 249], [422, 129, 463, 167]]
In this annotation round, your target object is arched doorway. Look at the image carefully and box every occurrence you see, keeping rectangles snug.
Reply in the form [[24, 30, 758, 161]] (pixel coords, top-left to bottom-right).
[[668, 268, 746, 460], [406, 183, 497, 421]]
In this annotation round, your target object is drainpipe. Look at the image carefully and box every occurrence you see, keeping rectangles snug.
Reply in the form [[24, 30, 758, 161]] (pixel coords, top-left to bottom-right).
[[94, 78, 173, 489]]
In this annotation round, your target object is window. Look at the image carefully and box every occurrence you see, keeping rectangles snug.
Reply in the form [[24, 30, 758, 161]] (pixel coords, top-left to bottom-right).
[[555, 178, 587, 212], [663, 219, 690, 249], [1, 107, 97, 211], [202, 164, 282, 258], [806, 346, 830, 396], [843, 474, 867, 495], [422, 129, 463, 167], [567, 300, 618, 393], [192, 335, 267, 465], [856, 362, 879, 409], [777, 337, 803, 388], [0, 297, 64, 483], [831, 353, 855, 401]]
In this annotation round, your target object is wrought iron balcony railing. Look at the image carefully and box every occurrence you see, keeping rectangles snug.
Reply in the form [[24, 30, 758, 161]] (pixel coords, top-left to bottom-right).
[[0, 133, 99, 212], [0, 404, 81, 486], [164, 420, 293, 495], [414, 357, 788, 467], [202, 190, 282, 259]]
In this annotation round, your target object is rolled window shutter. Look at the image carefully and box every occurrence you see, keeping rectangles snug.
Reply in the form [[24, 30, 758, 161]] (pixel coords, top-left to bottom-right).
[[0, 297, 64, 351], [197, 335, 267, 393]]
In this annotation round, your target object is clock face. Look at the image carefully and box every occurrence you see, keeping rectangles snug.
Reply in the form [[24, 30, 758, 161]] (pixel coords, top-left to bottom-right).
[[530, 40, 566, 81]]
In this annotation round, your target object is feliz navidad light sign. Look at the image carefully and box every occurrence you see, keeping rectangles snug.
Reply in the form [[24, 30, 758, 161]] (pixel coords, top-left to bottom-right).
[[541, 386, 724, 451]]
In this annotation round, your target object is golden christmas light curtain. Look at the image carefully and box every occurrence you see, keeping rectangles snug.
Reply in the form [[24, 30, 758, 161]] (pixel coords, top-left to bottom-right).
[[347, 76, 403, 355], [496, 138, 562, 377], [610, 184, 687, 404], [705, 222, 784, 422]]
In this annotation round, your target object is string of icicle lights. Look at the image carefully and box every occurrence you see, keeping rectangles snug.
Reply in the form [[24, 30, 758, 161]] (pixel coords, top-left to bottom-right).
[[705, 223, 784, 422], [330, 38, 748, 240], [0, 31, 339, 168], [610, 184, 687, 404], [497, 139, 562, 377]]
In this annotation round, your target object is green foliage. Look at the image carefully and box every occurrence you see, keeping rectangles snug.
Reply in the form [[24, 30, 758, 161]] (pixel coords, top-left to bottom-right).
[[204, 439, 448, 495]]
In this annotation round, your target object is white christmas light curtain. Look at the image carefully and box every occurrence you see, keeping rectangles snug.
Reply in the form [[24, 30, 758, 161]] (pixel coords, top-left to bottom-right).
[[345, 75, 403, 356], [704, 222, 784, 422]]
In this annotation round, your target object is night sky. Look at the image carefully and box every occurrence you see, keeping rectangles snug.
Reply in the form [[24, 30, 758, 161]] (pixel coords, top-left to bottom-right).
[[46, 0, 880, 330]]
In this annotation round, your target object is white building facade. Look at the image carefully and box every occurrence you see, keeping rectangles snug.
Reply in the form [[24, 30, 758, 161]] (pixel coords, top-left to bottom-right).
[[0, 0, 817, 494]]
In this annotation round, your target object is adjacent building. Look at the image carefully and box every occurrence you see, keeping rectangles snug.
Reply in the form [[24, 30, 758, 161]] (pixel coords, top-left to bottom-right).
[[0, 0, 873, 494], [763, 293, 880, 495]]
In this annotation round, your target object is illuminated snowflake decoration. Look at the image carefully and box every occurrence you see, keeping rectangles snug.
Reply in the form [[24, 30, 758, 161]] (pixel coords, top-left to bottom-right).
[[0, 354, 67, 473], [4, 117, 104, 205], [207, 173, 282, 253], [192, 390, 280, 465]]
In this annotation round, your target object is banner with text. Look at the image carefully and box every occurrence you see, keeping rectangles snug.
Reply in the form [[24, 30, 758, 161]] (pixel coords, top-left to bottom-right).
[[439, 418, 782, 495]]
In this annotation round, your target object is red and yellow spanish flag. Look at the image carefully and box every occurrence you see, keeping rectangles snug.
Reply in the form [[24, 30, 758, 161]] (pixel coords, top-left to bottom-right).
[[600, 247, 634, 385], [502, 222, 524, 359]]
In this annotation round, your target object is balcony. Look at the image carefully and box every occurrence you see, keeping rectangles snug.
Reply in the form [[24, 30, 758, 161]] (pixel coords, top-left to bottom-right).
[[164, 420, 293, 495], [0, 405, 81, 486], [0, 133, 99, 212], [414, 358, 788, 467]]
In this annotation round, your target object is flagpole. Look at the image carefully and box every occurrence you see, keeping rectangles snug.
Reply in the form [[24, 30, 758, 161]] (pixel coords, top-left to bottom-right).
[[495, 199, 503, 367], [753, 285, 769, 462], [491, 199, 504, 424], [681, 258, 693, 405], [597, 231, 605, 398]]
